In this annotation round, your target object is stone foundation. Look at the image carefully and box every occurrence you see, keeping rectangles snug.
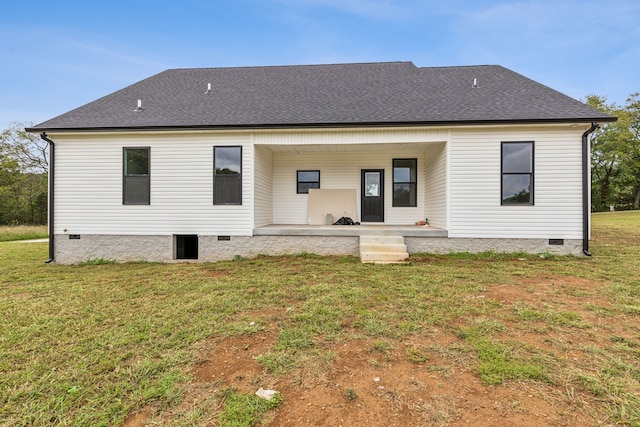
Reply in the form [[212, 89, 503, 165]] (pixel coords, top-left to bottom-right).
[[405, 237, 583, 256], [52, 234, 584, 264], [53, 234, 360, 264], [198, 235, 360, 261], [54, 234, 173, 264]]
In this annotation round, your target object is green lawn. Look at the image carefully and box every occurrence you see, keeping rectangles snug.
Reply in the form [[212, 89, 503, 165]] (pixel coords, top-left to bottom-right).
[[0, 225, 47, 242], [0, 212, 639, 426]]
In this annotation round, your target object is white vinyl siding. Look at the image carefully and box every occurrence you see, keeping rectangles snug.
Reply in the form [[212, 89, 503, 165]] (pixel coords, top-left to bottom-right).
[[52, 132, 253, 236], [271, 150, 427, 225], [424, 142, 447, 228], [448, 126, 584, 239], [50, 124, 586, 241], [254, 144, 273, 227]]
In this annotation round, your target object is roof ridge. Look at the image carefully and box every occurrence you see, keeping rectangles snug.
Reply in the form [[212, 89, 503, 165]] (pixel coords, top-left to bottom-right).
[[166, 61, 417, 72], [415, 64, 499, 70]]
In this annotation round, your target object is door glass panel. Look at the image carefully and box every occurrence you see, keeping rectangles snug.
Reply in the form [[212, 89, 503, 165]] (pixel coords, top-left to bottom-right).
[[365, 172, 380, 197]]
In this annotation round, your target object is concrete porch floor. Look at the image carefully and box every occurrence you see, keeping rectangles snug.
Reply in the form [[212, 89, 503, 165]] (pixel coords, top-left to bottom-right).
[[253, 224, 448, 237]]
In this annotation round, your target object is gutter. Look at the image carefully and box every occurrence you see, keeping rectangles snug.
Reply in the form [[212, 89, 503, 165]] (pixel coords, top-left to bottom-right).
[[25, 116, 617, 134], [582, 123, 599, 256], [40, 132, 55, 263]]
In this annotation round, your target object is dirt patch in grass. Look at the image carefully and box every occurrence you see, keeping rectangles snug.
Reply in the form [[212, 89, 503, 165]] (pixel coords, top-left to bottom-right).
[[204, 269, 230, 279], [265, 338, 590, 427], [122, 408, 154, 427], [193, 333, 278, 392], [122, 274, 619, 427], [490, 274, 611, 308]]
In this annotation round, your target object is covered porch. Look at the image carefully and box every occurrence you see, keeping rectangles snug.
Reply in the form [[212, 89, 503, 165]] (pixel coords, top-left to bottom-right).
[[253, 130, 449, 230]]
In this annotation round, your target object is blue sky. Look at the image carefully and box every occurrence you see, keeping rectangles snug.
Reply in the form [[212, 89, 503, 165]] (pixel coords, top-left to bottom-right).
[[1, 0, 638, 130]]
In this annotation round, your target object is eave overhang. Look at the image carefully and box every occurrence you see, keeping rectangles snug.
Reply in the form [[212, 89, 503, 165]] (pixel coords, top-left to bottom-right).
[[26, 116, 617, 134]]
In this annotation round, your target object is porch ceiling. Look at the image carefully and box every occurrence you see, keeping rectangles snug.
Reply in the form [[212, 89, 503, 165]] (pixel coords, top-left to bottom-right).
[[265, 142, 434, 153]]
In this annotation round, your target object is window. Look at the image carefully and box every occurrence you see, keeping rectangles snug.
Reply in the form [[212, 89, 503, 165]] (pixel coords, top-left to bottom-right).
[[214, 146, 242, 205], [393, 158, 417, 207], [297, 170, 320, 194], [123, 147, 150, 205], [501, 142, 534, 205]]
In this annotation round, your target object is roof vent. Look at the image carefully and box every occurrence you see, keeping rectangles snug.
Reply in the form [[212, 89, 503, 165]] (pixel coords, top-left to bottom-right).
[[133, 99, 143, 112], [472, 78, 478, 88], [205, 83, 212, 94]]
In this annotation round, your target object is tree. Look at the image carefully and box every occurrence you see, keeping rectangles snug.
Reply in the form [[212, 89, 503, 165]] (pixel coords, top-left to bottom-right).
[[0, 154, 20, 224], [585, 94, 640, 211], [0, 122, 49, 225], [0, 122, 48, 173], [624, 93, 640, 209]]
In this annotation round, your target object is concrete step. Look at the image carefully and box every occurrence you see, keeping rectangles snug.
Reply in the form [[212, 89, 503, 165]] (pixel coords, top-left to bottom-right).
[[359, 235, 409, 264], [360, 243, 408, 252], [359, 235, 405, 245], [360, 251, 410, 263]]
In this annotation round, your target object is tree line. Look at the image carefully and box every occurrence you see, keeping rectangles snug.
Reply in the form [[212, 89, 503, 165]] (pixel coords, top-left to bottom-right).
[[586, 93, 640, 211], [0, 123, 48, 225], [1, 94, 639, 225]]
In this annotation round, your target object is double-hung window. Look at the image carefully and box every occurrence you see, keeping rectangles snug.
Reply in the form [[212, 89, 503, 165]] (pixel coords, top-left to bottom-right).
[[213, 146, 242, 205], [392, 158, 417, 207], [297, 170, 320, 194], [501, 141, 534, 205], [123, 147, 150, 205]]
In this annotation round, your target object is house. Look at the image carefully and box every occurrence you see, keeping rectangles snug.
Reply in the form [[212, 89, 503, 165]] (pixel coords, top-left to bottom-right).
[[27, 61, 615, 264]]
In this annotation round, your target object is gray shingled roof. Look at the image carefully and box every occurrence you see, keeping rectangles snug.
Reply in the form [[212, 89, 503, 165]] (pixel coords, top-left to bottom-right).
[[29, 61, 614, 131]]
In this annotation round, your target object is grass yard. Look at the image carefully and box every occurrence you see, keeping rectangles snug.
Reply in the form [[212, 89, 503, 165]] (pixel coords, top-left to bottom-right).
[[1, 212, 639, 426], [0, 225, 48, 242]]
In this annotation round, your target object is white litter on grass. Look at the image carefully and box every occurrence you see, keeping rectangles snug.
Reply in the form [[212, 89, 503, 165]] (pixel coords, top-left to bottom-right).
[[255, 387, 278, 400]]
